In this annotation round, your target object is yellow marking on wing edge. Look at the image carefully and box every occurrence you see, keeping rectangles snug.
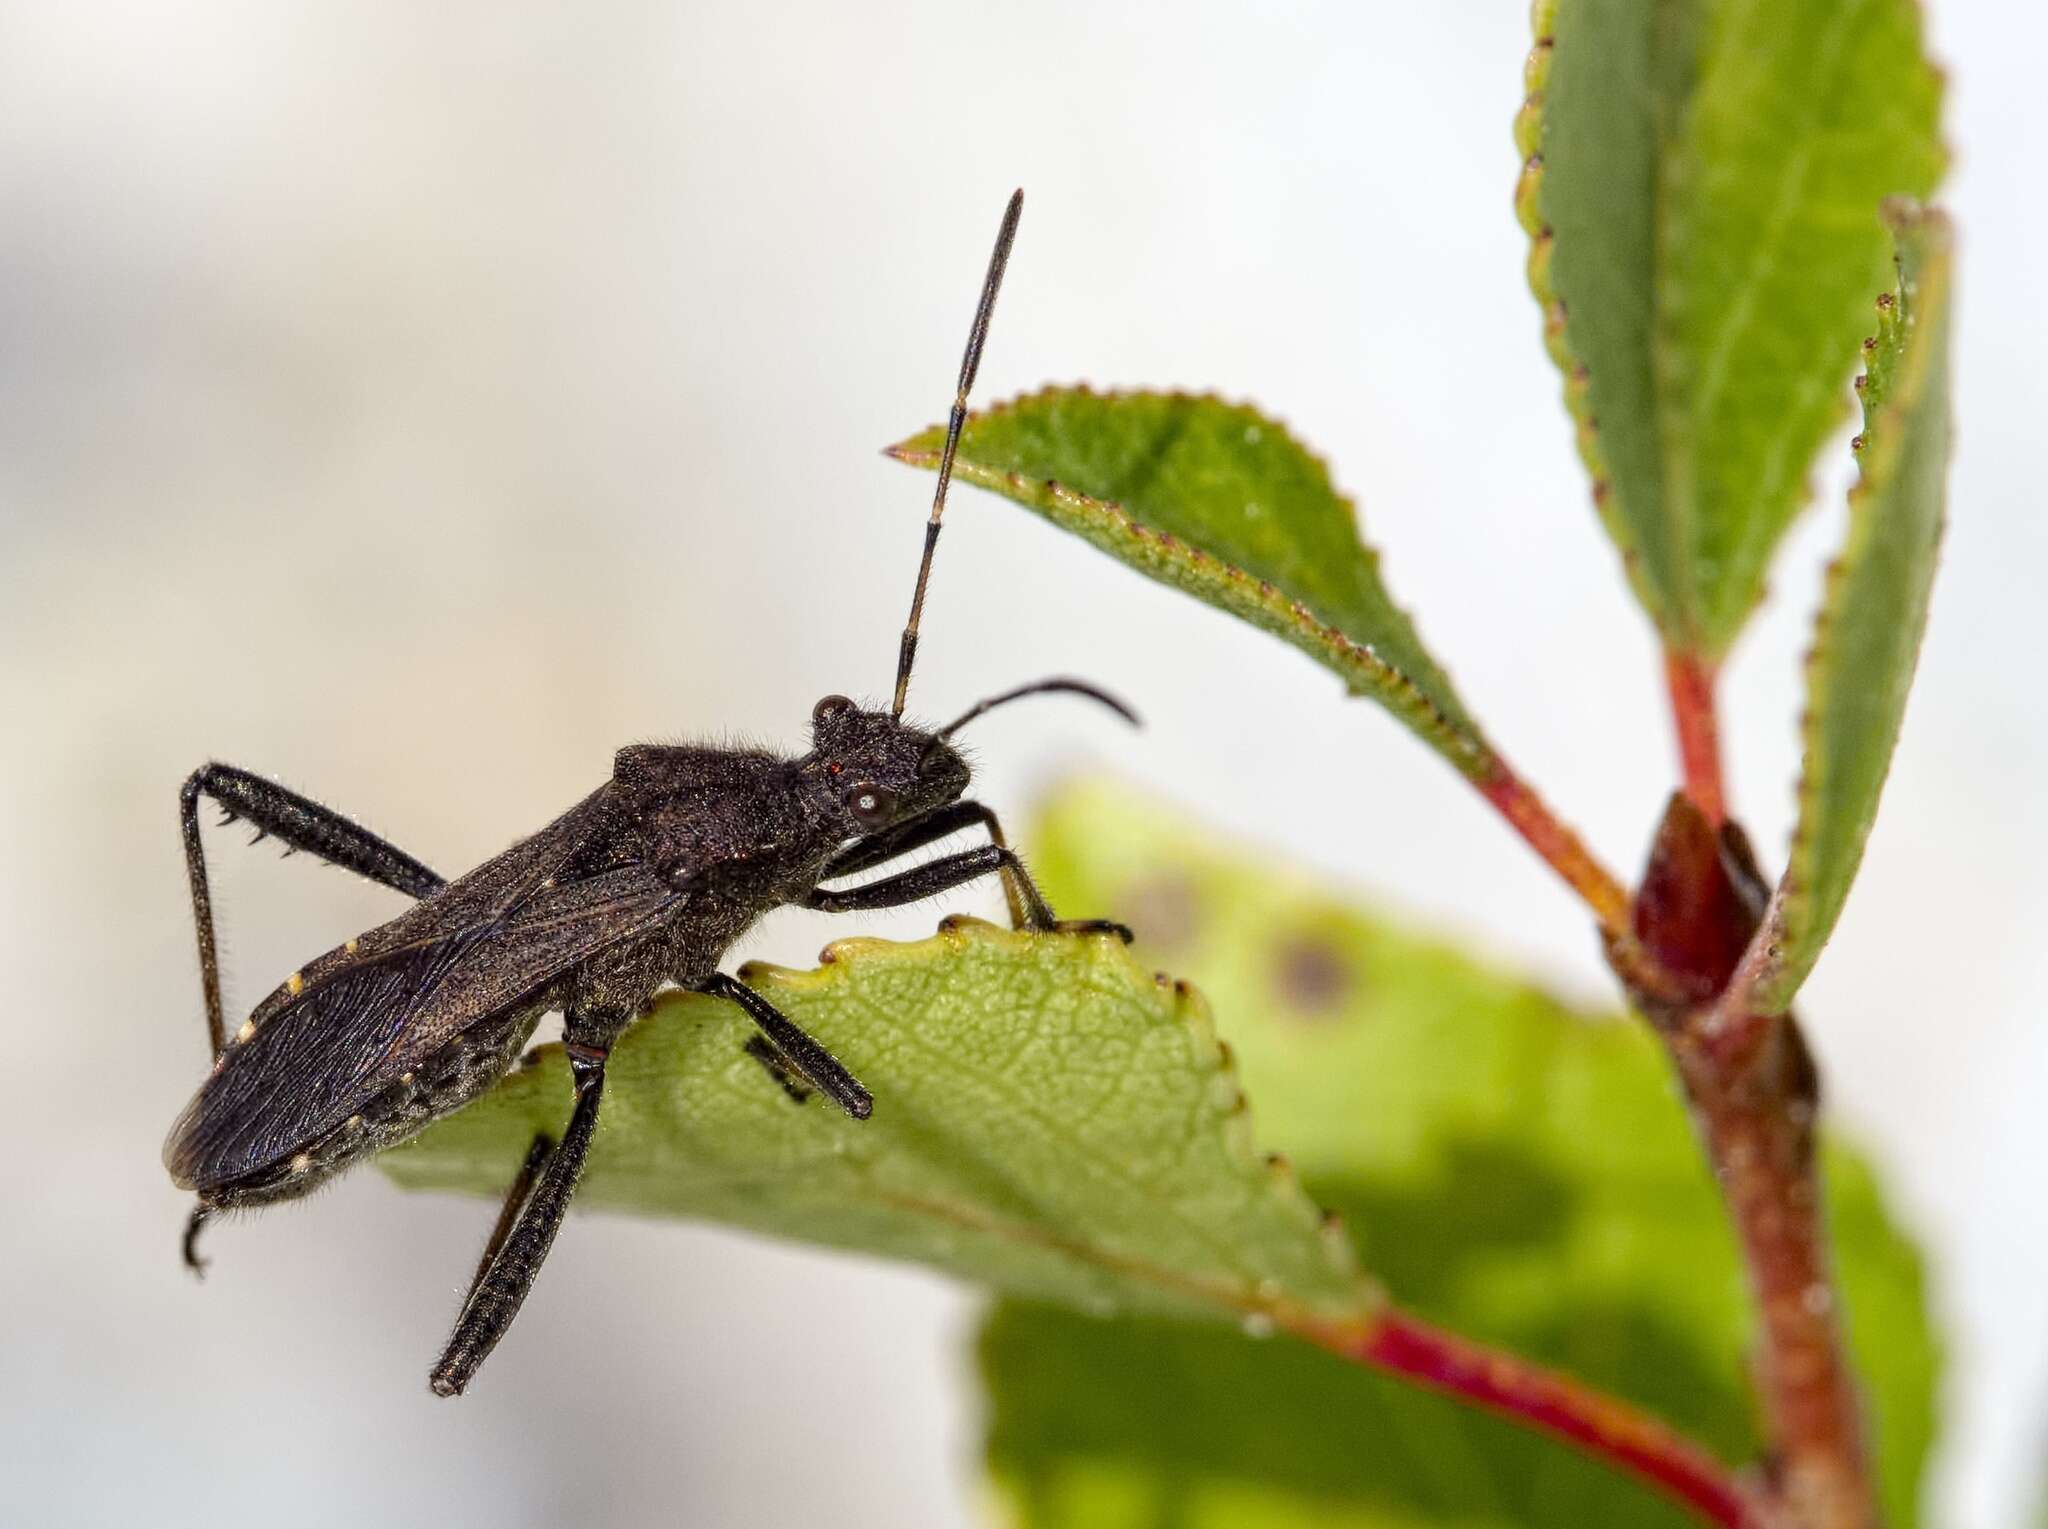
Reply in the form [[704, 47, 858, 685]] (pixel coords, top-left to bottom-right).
[[286, 971, 305, 997], [290, 1152, 313, 1174], [235, 1019, 255, 1044]]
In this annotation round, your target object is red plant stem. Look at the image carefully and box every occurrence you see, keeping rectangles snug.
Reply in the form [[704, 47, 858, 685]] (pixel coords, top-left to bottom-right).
[[1665, 651, 1728, 826], [1668, 1021, 1874, 1529], [1288, 1305, 1757, 1526], [1626, 798, 1874, 1525], [1477, 762, 1633, 937]]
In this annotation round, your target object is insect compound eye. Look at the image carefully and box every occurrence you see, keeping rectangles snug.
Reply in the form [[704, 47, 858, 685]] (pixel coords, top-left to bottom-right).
[[812, 694, 856, 728], [844, 782, 897, 827]]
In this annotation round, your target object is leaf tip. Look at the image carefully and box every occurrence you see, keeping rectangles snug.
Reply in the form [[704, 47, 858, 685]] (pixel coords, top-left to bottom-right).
[[882, 438, 939, 467]]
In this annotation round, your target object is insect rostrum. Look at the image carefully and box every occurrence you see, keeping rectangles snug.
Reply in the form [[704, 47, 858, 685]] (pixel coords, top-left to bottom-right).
[[163, 190, 1135, 1397]]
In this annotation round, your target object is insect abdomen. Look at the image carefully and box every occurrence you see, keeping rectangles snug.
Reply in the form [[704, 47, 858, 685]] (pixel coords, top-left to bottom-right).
[[169, 1001, 544, 1207]]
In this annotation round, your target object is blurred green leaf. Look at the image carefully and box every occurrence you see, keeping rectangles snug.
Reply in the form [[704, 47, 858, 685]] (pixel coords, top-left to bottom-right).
[[983, 781, 1939, 1527], [886, 389, 1497, 782], [384, 920, 1369, 1323], [1516, 0, 1944, 657], [1749, 205, 1954, 1015]]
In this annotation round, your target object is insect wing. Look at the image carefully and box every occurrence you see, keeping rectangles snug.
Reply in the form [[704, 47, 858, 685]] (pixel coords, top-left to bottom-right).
[[164, 866, 681, 1192]]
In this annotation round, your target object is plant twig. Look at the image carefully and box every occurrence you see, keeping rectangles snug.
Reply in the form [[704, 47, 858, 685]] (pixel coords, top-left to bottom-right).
[[1624, 796, 1875, 1528], [1665, 1020, 1872, 1529], [1286, 1304, 1759, 1527], [1664, 650, 1729, 825], [1476, 760, 1633, 936]]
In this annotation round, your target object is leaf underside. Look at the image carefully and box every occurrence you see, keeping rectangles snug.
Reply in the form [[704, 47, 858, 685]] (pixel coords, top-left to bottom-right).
[[886, 389, 1498, 782], [1750, 204, 1954, 1015], [985, 781, 1939, 1528], [1517, 0, 1945, 658], [386, 919, 1370, 1328]]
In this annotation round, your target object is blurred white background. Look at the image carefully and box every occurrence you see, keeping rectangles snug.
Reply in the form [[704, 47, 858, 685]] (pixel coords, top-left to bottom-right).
[[1, 3, 2040, 1525]]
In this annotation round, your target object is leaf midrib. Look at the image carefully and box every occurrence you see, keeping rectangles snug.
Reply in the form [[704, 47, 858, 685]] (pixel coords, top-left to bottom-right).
[[826, 969, 1330, 1297], [1680, 0, 1872, 642]]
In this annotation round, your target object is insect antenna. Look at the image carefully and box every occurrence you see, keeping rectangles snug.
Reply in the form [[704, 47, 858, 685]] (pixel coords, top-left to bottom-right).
[[891, 188, 1025, 719], [936, 677, 1140, 739]]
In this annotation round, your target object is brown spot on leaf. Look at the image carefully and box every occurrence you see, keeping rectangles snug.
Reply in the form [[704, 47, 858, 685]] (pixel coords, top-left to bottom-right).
[[1118, 873, 1202, 953], [1273, 934, 1355, 1016]]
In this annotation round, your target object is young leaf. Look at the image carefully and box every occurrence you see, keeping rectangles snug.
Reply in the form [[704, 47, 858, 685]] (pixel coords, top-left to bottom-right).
[[1745, 205, 1954, 1016], [886, 389, 1497, 782], [1517, 0, 1944, 657], [384, 921, 1371, 1325], [993, 781, 1939, 1526]]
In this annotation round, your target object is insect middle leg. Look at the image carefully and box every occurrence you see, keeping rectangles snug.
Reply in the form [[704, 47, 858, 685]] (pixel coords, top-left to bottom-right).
[[694, 972, 872, 1119], [742, 1034, 814, 1104], [181, 762, 447, 1059], [805, 843, 1132, 942], [429, 1035, 608, 1398]]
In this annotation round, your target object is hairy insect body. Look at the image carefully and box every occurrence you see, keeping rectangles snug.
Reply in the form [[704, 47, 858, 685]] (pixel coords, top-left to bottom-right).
[[167, 716, 972, 1206], [165, 191, 1138, 1395], [197, 1003, 545, 1211]]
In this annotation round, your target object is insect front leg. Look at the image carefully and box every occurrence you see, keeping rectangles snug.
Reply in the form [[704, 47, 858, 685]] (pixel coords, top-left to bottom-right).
[[181, 763, 446, 1059], [821, 798, 1029, 928], [805, 843, 1133, 942], [695, 973, 872, 1119], [429, 1040, 606, 1398]]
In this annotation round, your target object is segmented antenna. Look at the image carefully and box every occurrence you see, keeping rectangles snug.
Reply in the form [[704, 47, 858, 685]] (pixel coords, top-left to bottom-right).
[[936, 677, 1140, 739], [891, 188, 1024, 719]]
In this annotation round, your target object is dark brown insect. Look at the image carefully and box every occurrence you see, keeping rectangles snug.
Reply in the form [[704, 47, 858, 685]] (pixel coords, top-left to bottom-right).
[[164, 190, 1134, 1396]]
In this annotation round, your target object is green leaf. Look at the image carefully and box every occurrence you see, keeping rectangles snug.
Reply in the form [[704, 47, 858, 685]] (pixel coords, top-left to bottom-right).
[[885, 389, 1497, 782], [1516, 0, 1944, 657], [986, 781, 1940, 1527], [1748, 205, 1954, 1015], [384, 920, 1370, 1325]]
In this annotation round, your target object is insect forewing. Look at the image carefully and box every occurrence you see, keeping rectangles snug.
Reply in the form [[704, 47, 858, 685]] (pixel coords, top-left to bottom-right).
[[165, 786, 680, 1190]]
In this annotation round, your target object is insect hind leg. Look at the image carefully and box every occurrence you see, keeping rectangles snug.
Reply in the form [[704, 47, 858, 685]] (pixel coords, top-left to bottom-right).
[[180, 762, 447, 1059], [429, 1047, 606, 1398], [459, 1133, 557, 1308], [182, 1203, 215, 1276]]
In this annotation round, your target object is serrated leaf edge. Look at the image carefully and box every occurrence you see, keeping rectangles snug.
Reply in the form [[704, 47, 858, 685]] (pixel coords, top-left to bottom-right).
[[1672, 2, 1949, 655], [397, 916, 1381, 1324], [886, 385, 1498, 782], [1514, 4, 1682, 647], [752, 916, 1373, 1316], [1749, 202, 1953, 1015]]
